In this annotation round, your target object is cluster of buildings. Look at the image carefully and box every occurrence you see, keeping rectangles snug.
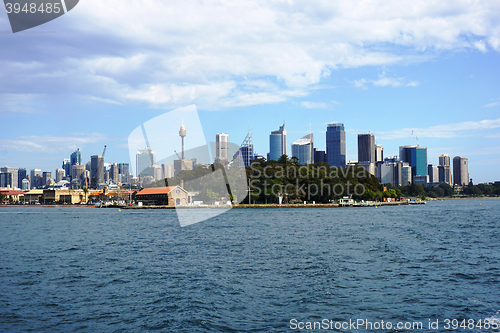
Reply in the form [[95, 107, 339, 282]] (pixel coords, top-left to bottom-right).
[[240, 122, 470, 189], [1, 121, 471, 197]]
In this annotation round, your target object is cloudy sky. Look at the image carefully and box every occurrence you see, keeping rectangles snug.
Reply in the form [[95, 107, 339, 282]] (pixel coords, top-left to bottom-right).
[[1, 0, 500, 182]]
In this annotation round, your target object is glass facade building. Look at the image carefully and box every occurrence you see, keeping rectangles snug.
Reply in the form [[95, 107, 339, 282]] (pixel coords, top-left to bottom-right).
[[291, 134, 314, 165], [269, 124, 287, 161], [326, 123, 346, 168]]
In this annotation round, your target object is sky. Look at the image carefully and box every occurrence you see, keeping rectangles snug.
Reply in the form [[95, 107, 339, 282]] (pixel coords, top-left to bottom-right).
[[1, 0, 499, 183]]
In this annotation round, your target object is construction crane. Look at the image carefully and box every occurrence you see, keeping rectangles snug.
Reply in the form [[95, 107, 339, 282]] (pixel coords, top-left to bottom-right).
[[174, 150, 182, 160]]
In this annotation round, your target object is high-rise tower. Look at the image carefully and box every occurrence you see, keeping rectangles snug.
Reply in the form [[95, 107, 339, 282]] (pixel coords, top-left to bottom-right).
[[326, 123, 346, 168], [269, 123, 287, 161]]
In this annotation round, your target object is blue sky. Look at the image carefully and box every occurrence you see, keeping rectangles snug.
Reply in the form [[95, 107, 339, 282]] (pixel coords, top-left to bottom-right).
[[1, 0, 499, 183]]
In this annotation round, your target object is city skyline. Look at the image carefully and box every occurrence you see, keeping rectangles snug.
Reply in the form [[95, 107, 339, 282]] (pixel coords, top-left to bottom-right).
[[1, 1, 499, 183]]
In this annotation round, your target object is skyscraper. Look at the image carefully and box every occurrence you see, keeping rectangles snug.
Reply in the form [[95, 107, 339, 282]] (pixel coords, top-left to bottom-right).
[[326, 123, 346, 168], [90, 155, 104, 188], [1, 167, 18, 189], [269, 123, 287, 161], [237, 129, 254, 167], [375, 144, 384, 162], [18, 168, 27, 188], [62, 159, 71, 179], [291, 133, 314, 165], [30, 169, 42, 189], [215, 133, 229, 165], [70, 148, 81, 166], [399, 145, 428, 180], [110, 163, 119, 184], [427, 164, 439, 185], [136, 147, 156, 178], [42, 171, 52, 187], [55, 168, 65, 183], [358, 134, 375, 163], [313, 148, 326, 164], [453, 156, 469, 186], [118, 163, 130, 183], [438, 154, 452, 185]]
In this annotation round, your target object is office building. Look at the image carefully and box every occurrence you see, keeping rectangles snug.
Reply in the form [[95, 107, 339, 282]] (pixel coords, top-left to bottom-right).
[[42, 171, 52, 187], [438, 154, 452, 185], [162, 164, 174, 179], [18, 168, 27, 188], [375, 144, 384, 162], [402, 163, 412, 185], [326, 123, 346, 168], [291, 133, 314, 165], [148, 165, 162, 180], [313, 148, 326, 164], [136, 147, 156, 178], [380, 157, 403, 187], [215, 133, 229, 165], [110, 163, 119, 184], [30, 169, 41, 188], [62, 159, 71, 179], [427, 164, 439, 186], [453, 156, 469, 186], [0, 172, 13, 188], [55, 168, 66, 183], [1, 167, 19, 189], [90, 155, 104, 188], [269, 123, 287, 161], [72, 165, 85, 182], [70, 148, 81, 166], [118, 163, 130, 183], [358, 134, 375, 163], [21, 179, 30, 190], [399, 145, 428, 180]]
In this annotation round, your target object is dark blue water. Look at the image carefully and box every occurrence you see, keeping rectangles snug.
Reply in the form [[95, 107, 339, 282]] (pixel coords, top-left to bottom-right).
[[1, 199, 500, 332]]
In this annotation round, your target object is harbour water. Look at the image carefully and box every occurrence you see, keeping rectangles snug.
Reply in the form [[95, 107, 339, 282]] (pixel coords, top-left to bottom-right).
[[1, 199, 500, 332]]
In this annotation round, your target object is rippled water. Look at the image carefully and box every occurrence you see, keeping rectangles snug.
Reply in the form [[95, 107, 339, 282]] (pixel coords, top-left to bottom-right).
[[1, 199, 500, 332]]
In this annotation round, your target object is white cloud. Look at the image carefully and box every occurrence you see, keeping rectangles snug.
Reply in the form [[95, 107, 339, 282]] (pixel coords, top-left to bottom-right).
[[0, 133, 108, 154], [376, 118, 500, 139], [1, 0, 499, 109], [353, 72, 419, 88], [300, 101, 329, 109], [484, 102, 500, 107]]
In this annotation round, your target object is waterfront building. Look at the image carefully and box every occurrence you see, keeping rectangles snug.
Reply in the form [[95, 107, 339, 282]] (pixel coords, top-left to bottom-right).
[[269, 123, 287, 161], [291, 133, 314, 165], [136, 186, 190, 206], [358, 134, 375, 163], [326, 123, 346, 168], [399, 145, 428, 180], [453, 156, 469, 186]]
